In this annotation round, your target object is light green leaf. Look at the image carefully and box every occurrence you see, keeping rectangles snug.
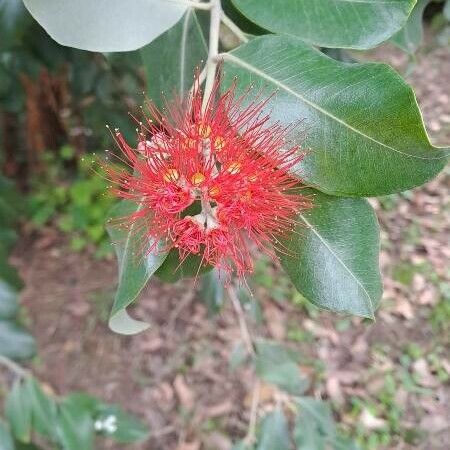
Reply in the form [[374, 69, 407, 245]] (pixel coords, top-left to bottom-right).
[[222, 35, 448, 197], [5, 381, 32, 443], [254, 340, 309, 395], [107, 200, 168, 335], [232, 0, 415, 49], [0, 321, 36, 360], [278, 189, 382, 319], [257, 409, 290, 450], [0, 421, 15, 450], [23, 0, 187, 52], [141, 8, 208, 108], [294, 397, 336, 450], [56, 398, 94, 450], [0, 281, 18, 319], [25, 378, 58, 439], [391, 0, 431, 53]]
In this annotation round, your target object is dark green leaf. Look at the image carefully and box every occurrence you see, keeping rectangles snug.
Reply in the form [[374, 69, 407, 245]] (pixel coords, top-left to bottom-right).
[[279, 189, 382, 319], [155, 248, 212, 282], [232, 0, 415, 49], [107, 200, 168, 335], [257, 409, 290, 450], [222, 35, 448, 196], [141, 8, 208, 108], [391, 0, 431, 54], [5, 381, 32, 443], [0, 321, 36, 360], [0, 421, 15, 450], [22, 0, 187, 52], [254, 340, 309, 395], [200, 269, 225, 314], [0, 0, 31, 51]]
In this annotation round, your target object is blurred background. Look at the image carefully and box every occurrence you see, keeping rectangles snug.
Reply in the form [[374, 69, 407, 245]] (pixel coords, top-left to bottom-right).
[[0, 1, 449, 449]]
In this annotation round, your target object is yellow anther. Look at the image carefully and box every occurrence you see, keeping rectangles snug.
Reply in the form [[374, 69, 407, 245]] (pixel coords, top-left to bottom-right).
[[163, 168, 179, 182], [248, 174, 257, 182], [214, 136, 226, 151], [191, 172, 206, 186], [227, 161, 241, 175], [209, 186, 220, 197], [198, 123, 211, 138], [183, 137, 197, 149]]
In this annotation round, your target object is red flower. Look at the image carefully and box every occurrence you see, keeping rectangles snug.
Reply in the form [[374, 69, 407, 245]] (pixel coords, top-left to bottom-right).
[[107, 75, 311, 278]]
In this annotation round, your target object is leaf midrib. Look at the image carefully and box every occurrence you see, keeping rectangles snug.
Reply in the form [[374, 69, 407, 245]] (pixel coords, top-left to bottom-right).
[[222, 51, 445, 162], [299, 213, 375, 316]]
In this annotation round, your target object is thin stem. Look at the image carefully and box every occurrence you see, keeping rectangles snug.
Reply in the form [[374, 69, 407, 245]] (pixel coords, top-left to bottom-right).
[[245, 379, 261, 445], [201, 0, 222, 112], [221, 12, 249, 43], [227, 284, 255, 355], [167, 0, 212, 10], [0, 355, 29, 378]]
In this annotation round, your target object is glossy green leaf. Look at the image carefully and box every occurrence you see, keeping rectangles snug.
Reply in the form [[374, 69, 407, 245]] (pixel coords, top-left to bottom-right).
[[222, 35, 448, 197], [5, 381, 32, 443], [278, 189, 382, 319], [94, 404, 149, 443], [391, 0, 431, 53], [254, 340, 309, 395], [257, 409, 290, 450], [0, 320, 36, 360], [107, 200, 168, 335], [0, 421, 14, 450], [200, 269, 225, 314], [232, 0, 415, 49], [155, 249, 212, 282], [22, 0, 187, 52], [141, 8, 208, 108]]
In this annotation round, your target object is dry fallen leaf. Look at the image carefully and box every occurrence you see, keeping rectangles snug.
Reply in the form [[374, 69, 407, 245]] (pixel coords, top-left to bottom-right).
[[174, 374, 195, 410]]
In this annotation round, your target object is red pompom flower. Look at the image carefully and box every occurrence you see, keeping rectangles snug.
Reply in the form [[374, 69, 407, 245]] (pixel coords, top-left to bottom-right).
[[106, 76, 311, 279]]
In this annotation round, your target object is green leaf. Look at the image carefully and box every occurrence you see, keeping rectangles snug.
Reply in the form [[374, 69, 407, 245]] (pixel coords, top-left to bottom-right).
[[254, 340, 309, 395], [106, 200, 168, 335], [155, 249, 212, 282], [200, 269, 225, 314], [0, 281, 19, 319], [22, 0, 187, 52], [0, 0, 31, 51], [0, 421, 15, 450], [94, 404, 149, 443], [294, 397, 336, 450], [278, 189, 382, 319], [222, 35, 448, 197], [25, 378, 58, 439], [5, 381, 32, 443], [391, 0, 431, 54], [257, 409, 290, 450], [232, 0, 415, 49], [0, 320, 36, 360], [444, 0, 450, 21], [141, 8, 208, 108], [56, 398, 94, 450]]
